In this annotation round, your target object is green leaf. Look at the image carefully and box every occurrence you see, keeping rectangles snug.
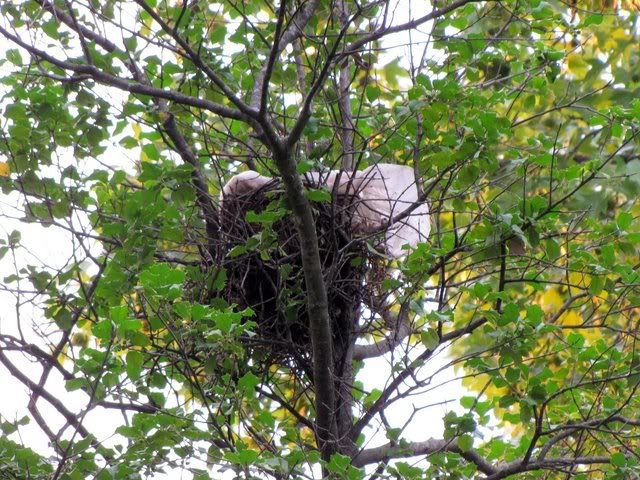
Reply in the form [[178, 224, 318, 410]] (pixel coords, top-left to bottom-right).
[[238, 372, 259, 393], [126, 350, 144, 381], [498, 303, 519, 326], [306, 188, 331, 202], [457, 434, 473, 452], [296, 160, 314, 174], [420, 329, 440, 350], [366, 85, 381, 102], [8, 230, 20, 246], [92, 320, 113, 340], [6, 49, 22, 65], [582, 14, 603, 26], [363, 388, 382, 408], [611, 452, 626, 468], [618, 212, 633, 231], [65, 378, 87, 391], [87, 126, 103, 147], [210, 26, 227, 45]]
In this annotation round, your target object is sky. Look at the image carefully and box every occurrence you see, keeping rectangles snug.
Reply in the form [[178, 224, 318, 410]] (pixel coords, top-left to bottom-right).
[[0, 1, 468, 477]]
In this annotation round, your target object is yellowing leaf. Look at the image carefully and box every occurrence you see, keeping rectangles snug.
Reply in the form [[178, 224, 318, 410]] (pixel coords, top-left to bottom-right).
[[566, 53, 588, 80], [0, 162, 9, 177]]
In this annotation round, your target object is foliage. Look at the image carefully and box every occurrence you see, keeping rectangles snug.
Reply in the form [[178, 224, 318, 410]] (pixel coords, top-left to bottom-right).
[[0, 0, 640, 479]]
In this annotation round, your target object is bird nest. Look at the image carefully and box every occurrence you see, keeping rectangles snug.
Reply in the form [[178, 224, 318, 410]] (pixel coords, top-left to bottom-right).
[[216, 184, 371, 374]]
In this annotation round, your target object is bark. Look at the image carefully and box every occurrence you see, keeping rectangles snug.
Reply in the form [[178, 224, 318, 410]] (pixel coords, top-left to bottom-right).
[[271, 142, 337, 461]]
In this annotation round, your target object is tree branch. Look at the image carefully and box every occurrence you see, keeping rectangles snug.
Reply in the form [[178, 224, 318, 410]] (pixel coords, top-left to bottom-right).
[[337, 0, 355, 171], [249, 0, 321, 114], [352, 437, 497, 475], [353, 300, 412, 360], [485, 456, 611, 480], [340, 0, 489, 60], [132, 0, 256, 119], [271, 142, 337, 461], [258, 0, 288, 117], [162, 113, 219, 262], [0, 25, 250, 123], [0, 350, 94, 443]]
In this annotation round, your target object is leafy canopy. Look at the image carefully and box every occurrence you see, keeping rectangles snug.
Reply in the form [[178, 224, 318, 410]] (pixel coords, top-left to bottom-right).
[[1, 0, 640, 479]]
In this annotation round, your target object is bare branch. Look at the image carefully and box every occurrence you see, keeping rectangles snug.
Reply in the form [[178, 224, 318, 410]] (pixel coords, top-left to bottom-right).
[[353, 301, 412, 360]]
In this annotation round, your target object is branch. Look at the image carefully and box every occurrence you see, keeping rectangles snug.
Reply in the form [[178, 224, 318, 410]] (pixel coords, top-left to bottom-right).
[[271, 143, 336, 461], [258, 0, 288, 117], [340, 0, 489, 60], [0, 350, 93, 442], [352, 438, 497, 475], [32, 1, 221, 265], [249, 0, 321, 114], [35, 0, 118, 52], [132, 0, 255, 119], [353, 301, 412, 360], [287, 9, 353, 147], [337, 0, 355, 171], [257, 387, 315, 430], [538, 414, 640, 461], [162, 113, 218, 262], [485, 456, 611, 480], [243, 0, 320, 171], [355, 438, 615, 480], [0, 25, 249, 123]]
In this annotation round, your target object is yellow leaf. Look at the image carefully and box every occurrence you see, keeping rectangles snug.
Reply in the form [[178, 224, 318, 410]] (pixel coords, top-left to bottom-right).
[[559, 310, 581, 326], [0, 162, 9, 177], [569, 272, 587, 288], [132, 122, 142, 140], [540, 288, 563, 314]]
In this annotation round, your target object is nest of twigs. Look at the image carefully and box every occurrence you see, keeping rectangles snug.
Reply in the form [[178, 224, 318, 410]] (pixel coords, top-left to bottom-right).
[[216, 183, 370, 375]]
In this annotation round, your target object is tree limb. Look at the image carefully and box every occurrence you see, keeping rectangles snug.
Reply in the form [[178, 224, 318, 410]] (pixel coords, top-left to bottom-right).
[[352, 437, 497, 475], [270, 142, 337, 461], [0, 25, 250, 123], [337, 0, 355, 171], [340, 0, 489, 60], [353, 300, 412, 360]]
